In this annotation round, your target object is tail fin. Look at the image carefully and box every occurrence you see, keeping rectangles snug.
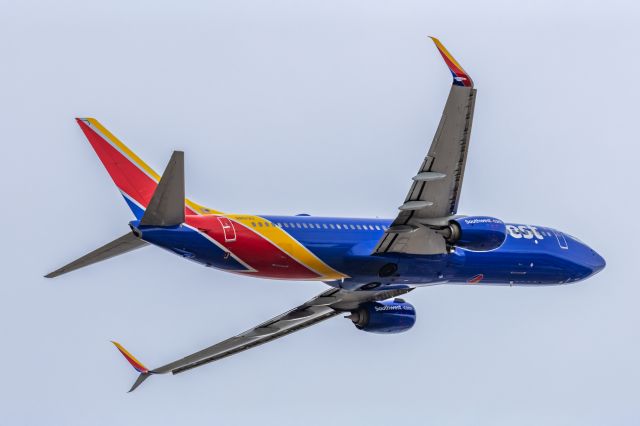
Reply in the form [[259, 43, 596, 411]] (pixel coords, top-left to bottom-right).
[[111, 341, 153, 392], [44, 233, 147, 278], [76, 118, 221, 218]]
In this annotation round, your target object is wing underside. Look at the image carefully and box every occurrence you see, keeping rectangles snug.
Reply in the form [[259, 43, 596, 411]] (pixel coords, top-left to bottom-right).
[[374, 37, 477, 255], [114, 287, 413, 392]]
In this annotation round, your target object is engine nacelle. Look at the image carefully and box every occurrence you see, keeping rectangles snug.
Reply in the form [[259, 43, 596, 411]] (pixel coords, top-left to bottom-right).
[[347, 299, 416, 334], [447, 216, 507, 251]]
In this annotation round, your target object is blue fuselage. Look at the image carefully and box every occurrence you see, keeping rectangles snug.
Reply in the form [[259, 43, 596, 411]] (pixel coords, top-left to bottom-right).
[[135, 214, 605, 291], [266, 216, 604, 289]]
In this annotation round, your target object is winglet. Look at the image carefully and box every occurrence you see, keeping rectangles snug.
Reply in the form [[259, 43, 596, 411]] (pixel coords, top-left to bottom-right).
[[128, 372, 151, 393], [429, 36, 473, 87], [112, 341, 153, 392], [112, 341, 149, 373]]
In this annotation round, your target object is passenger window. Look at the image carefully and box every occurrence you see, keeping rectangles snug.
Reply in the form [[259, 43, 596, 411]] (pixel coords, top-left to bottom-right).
[[349, 225, 355, 230], [296, 223, 302, 228], [322, 224, 328, 229], [251, 222, 256, 227], [374, 225, 380, 230], [330, 224, 335, 229], [302, 223, 308, 228], [336, 224, 342, 229], [258, 222, 263, 227]]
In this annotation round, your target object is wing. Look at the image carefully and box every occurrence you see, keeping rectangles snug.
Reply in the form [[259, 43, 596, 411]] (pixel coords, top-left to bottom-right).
[[113, 287, 413, 392], [375, 37, 477, 255]]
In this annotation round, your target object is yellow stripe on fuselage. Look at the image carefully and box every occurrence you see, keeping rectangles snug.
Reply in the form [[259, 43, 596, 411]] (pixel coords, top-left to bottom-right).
[[227, 214, 348, 281]]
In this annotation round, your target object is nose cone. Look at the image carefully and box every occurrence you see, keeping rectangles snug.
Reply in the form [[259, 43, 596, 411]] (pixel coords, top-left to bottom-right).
[[588, 249, 606, 275], [563, 232, 606, 281]]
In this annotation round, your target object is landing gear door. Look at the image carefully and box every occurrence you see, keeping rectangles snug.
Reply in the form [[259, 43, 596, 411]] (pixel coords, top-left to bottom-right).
[[217, 217, 237, 242]]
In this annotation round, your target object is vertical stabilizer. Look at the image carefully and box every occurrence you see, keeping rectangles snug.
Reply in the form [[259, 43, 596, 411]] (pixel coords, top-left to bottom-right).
[[75, 118, 222, 217]]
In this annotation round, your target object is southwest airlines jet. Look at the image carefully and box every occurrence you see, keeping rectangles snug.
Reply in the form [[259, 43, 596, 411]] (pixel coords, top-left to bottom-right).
[[46, 38, 605, 392]]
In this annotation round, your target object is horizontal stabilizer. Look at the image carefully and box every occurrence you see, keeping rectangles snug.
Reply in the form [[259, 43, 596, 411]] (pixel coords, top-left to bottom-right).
[[45, 233, 147, 278], [139, 151, 185, 227]]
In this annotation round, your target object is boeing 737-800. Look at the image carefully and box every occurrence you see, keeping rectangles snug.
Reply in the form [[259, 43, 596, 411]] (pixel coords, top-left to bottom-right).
[[46, 37, 605, 392]]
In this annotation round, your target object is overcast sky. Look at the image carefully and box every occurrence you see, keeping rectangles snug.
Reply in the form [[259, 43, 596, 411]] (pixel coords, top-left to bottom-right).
[[1, 0, 638, 424]]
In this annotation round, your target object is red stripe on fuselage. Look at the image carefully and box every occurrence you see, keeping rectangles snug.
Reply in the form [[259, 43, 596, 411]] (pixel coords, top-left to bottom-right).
[[186, 216, 319, 279]]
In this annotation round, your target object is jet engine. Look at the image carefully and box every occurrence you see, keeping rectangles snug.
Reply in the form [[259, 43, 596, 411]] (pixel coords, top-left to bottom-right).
[[347, 299, 416, 334], [443, 216, 507, 251]]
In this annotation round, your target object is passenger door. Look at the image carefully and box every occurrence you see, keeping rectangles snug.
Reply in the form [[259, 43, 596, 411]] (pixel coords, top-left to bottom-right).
[[217, 217, 237, 243]]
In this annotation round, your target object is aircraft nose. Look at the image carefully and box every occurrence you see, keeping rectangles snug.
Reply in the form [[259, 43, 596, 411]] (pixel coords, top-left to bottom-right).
[[590, 249, 606, 274], [581, 245, 606, 276]]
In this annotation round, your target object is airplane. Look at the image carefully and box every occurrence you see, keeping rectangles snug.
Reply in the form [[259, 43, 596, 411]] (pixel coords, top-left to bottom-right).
[[46, 37, 605, 392]]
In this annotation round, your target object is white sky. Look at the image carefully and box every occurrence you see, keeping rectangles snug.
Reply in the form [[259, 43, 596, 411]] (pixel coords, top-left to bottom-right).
[[1, 0, 638, 424]]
